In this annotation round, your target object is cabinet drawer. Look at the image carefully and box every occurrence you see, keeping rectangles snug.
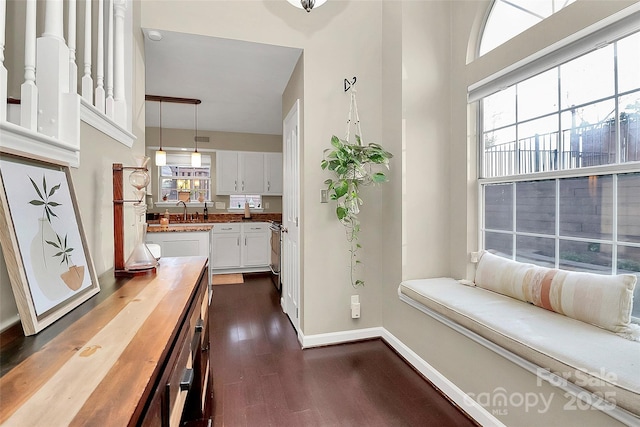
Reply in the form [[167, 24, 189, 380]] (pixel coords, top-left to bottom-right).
[[213, 223, 240, 234], [243, 223, 268, 233]]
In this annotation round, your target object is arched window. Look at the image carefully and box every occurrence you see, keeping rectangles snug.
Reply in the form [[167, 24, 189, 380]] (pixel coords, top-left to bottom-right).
[[479, 0, 575, 55], [475, 3, 640, 320]]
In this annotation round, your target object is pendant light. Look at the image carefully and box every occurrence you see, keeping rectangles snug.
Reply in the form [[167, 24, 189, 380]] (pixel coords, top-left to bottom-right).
[[155, 100, 166, 166], [287, 0, 327, 12], [191, 103, 201, 167]]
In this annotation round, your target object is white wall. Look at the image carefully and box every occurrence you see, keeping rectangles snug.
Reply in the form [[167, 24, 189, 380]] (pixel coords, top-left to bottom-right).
[[141, 0, 386, 335]]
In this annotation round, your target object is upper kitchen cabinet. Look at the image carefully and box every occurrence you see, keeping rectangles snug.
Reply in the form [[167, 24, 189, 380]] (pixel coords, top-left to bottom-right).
[[216, 151, 282, 195], [216, 151, 264, 195], [264, 153, 283, 195]]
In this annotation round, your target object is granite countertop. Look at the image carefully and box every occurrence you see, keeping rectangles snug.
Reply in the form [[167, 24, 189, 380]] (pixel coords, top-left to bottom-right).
[[147, 212, 282, 225], [147, 224, 214, 233]]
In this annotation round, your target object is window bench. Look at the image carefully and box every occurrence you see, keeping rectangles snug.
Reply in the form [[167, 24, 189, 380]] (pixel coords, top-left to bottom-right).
[[398, 277, 640, 426]]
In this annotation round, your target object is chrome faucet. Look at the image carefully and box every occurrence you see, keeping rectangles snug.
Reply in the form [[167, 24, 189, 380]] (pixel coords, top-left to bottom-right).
[[176, 201, 187, 221]]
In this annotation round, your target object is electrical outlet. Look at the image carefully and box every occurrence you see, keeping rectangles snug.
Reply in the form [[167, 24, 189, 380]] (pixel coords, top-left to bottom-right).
[[321, 189, 328, 203], [351, 295, 360, 319], [470, 251, 481, 263], [265, 202, 270, 209]]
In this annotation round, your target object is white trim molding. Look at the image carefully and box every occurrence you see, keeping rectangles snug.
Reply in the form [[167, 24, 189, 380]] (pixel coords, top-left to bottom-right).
[[0, 121, 80, 167], [80, 98, 135, 147]]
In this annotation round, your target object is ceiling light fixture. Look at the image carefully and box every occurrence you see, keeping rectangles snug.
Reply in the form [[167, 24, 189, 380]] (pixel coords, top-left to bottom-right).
[[287, 0, 327, 13], [191, 103, 201, 167], [155, 100, 166, 166]]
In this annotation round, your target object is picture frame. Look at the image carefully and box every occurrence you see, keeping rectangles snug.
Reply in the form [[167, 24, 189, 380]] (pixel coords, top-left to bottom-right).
[[0, 148, 99, 336]]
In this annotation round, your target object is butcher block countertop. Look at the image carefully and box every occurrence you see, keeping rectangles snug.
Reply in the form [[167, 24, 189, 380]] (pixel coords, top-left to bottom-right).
[[0, 257, 208, 426]]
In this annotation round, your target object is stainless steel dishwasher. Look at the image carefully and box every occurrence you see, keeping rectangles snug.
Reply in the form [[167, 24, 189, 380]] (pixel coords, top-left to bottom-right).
[[269, 221, 282, 292]]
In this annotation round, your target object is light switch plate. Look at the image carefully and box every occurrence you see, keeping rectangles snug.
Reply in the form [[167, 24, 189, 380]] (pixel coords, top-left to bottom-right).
[[321, 189, 328, 203], [215, 202, 225, 210]]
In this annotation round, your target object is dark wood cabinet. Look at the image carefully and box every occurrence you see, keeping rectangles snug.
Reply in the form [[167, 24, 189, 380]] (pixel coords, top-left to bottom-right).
[[0, 257, 212, 426]]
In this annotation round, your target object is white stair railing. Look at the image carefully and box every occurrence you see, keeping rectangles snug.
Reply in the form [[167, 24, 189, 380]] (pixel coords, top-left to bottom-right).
[[0, 0, 6, 122], [1, 0, 131, 165], [20, 0, 37, 130]]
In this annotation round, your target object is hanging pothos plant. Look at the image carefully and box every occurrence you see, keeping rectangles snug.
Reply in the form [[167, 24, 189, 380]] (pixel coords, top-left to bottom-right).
[[321, 133, 393, 287]]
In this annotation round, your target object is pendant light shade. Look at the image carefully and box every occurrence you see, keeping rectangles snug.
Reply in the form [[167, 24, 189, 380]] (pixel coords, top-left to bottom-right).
[[287, 0, 327, 12], [191, 103, 201, 167], [155, 100, 166, 166]]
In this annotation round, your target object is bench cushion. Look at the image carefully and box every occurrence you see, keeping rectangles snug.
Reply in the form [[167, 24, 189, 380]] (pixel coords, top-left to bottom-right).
[[475, 251, 638, 337], [399, 278, 640, 416]]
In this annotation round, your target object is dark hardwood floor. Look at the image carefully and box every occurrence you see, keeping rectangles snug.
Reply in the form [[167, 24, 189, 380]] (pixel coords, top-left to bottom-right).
[[210, 275, 478, 427]]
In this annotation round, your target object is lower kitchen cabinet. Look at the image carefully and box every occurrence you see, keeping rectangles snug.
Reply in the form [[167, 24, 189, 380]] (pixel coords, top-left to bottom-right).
[[212, 222, 270, 272], [211, 223, 241, 269]]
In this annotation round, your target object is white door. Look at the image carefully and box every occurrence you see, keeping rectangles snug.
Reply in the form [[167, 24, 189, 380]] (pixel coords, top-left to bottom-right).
[[282, 100, 300, 334]]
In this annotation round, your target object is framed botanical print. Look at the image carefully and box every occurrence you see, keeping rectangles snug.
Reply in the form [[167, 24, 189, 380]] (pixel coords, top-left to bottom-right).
[[0, 148, 99, 335]]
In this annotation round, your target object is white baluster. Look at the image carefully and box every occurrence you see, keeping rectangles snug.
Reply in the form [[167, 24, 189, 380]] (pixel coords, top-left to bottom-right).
[[95, 0, 105, 113], [68, 0, 77, 93], [0, 0, 7, 122], [113, 0, 126, 126], [105, 0, 114, 119], [81, 0, 93, 103], [36, 0, 79, 146], [42, 0, 64, 40], [20, 0, 37, 130], [36, 0, 69, 137]]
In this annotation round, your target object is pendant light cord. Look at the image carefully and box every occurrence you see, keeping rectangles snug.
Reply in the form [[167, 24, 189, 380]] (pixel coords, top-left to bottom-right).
[[159, 100, 163, 150], [194, 103, 198, 153]]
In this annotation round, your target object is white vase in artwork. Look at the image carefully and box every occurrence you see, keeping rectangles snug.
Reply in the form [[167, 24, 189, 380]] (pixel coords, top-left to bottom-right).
[[30, 217, 69, 301]]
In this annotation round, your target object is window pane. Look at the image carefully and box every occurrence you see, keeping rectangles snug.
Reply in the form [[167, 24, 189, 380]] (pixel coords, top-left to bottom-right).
[[618, 173, 640, 243], [516, 180, 555, 234], [559, 240, 612, 274], [560, 46, 614, 109], [518, 69, 558, 121], [516, 235, 555, 267], [483, 86, 516, 131], [485, 232, 513, 257], [483, 126, 516, 177], [485, 183, 513, 230], [559, 176, 613, 240], [560, 99, 617, 169], [479, 0, 576, 56], [617, 32, 640, 93], [618, 246, 640, 319], [517, 115, 559, 173], [620, 91, 640, 163]]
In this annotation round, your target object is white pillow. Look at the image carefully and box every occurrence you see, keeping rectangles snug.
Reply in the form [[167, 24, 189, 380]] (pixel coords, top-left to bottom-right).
[[474, 250, 534, 302]]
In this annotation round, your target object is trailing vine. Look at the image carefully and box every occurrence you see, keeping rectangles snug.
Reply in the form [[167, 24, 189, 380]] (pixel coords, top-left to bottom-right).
[[321, 133, 392, 287]]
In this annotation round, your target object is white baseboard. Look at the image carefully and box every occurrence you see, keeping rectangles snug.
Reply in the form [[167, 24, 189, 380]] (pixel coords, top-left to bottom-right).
[[380, 328, 505, 427], [300, 326, 384, 348], [300, 326, 503, 427]]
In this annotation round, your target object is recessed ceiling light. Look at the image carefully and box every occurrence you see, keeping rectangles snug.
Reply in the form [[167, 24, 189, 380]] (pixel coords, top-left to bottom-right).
[[148, 30, 163, 41]]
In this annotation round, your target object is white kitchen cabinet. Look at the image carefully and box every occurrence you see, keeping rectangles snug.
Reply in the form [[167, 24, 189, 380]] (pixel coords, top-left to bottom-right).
[[211, 223, 241, 269], [211, 222, 270, 272], [146, 230, 210, 258], [146, 229, 213, 292], [264, 153, 283, 195], [242, 223, 270, 267], [216, 151, 265, 195]]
